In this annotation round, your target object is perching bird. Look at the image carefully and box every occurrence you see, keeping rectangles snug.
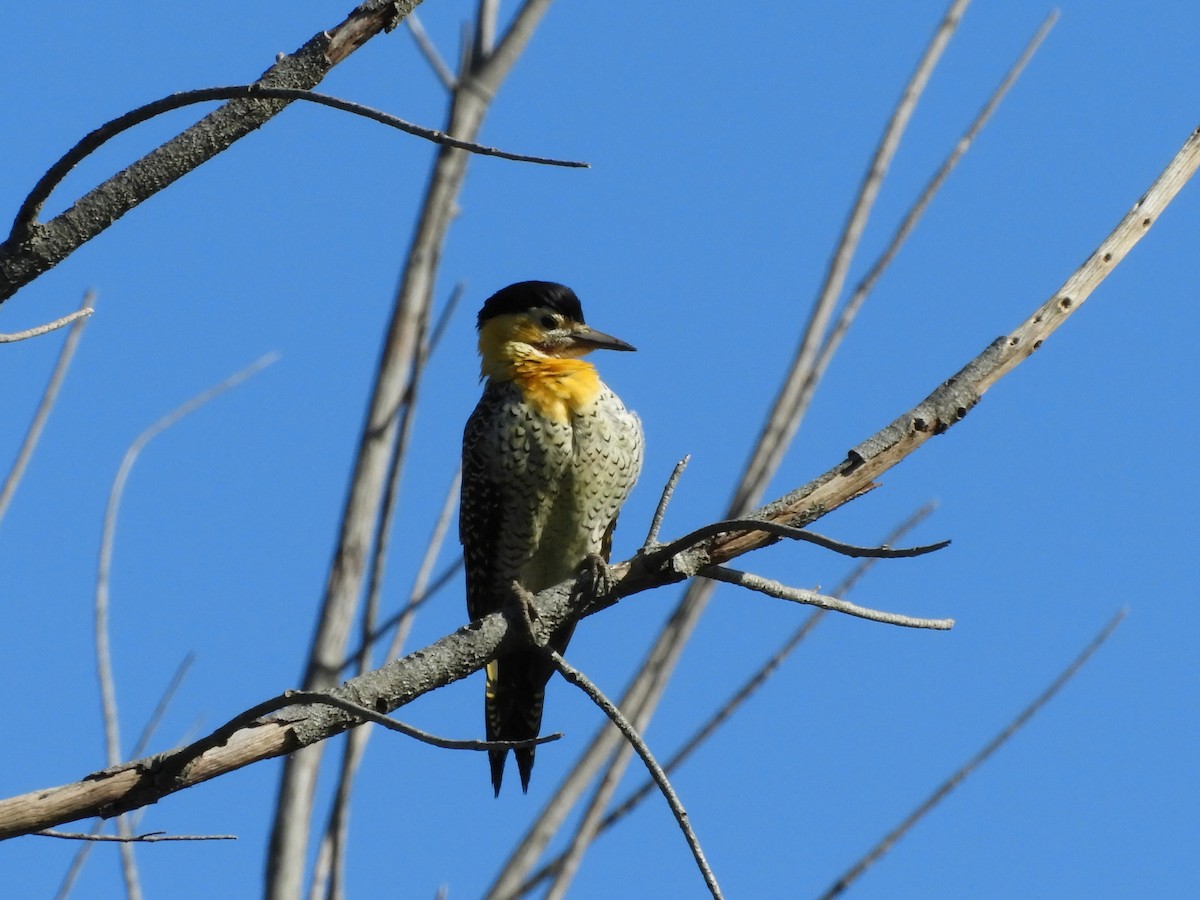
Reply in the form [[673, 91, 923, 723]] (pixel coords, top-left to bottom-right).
[[460, 281, 644, 795]]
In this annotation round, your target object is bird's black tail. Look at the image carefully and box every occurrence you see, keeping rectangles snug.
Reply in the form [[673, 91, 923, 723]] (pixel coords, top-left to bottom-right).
[[485, 621, 578, 795], [486, 650, 550, 795]]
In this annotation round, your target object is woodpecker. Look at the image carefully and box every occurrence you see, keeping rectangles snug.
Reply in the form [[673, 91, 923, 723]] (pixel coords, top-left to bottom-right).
[[460, 281, 644, 796]]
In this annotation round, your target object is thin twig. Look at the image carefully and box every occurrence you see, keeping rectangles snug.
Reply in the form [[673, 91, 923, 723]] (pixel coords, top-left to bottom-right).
[[806, 11, 1059, 422], [820, 608, 1128, 899], [95, 354, 278, 766], [515, 505, 938, 898], [131, 654, 196, 759], [355, 286, 439, 675], [387, 472, 462, 665], [0, 1, 426, 304], [38, 830, 235, 843], [406, 13, 457, 90], [0, 305, 93, 342], [736, 0, 973, 508], [12, 86, 585, 239], [0, 291, 94, 527], [358, 279, 466, 671], [703, 566, 953, 630], [429, 282, 465, 353], [214, 690, 563, 754], [54, 653, 195, 900], [648, 517, 949, 566], [341, 558, 463, 673], [315, 467, 462, 900], [542, 647, 723, 900], [642, 455, 690, 548], [94, 353, 275, 900]]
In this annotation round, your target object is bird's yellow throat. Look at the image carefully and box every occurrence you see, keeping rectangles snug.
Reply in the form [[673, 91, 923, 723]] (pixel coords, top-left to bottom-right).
[[478, 315, 603, 423]]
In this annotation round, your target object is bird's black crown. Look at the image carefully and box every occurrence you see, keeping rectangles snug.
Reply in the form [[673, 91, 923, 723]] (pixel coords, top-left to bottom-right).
[[477, 281, 585, 329]]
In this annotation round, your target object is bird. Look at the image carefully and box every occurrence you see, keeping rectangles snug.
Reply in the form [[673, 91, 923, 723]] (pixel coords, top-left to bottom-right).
[[460, 280, 644, 796]]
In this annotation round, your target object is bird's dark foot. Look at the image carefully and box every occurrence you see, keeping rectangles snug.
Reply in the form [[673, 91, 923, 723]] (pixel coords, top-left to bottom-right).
[[510, 580, 547, 648], [580, 553, 615, 600]]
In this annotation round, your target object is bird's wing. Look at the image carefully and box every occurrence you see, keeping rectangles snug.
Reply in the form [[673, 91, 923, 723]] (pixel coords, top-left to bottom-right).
[[460, 380, 572, 620]]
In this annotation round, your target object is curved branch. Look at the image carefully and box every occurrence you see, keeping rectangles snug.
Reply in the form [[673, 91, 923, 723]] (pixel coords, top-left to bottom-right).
[[0, 291, 94, 527], [702, 566, 953, 630], [515, 504, 939, 898], [646, 516, 949, 569], [819, 608, 1127, 899], [0, 305, 93, 342], [261, 691, 562, 752], [10, 86, 586, 240], [540, 646, 723, 900]]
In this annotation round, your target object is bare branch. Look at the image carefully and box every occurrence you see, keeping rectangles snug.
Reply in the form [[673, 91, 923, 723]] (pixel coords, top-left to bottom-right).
[[0, 305, 93, 342], [641, 455, 690, 549], [277, 692, 562, 752], [406, 13, 457, 91], [515, 506, 937, 898], [702, 566, 953, 630], [38, 830, 235, 843], [540, 646, 723, 900], [819, 608, 1128, 899], [55, 653, 195, 900], [0, 0, 430, 303], [0, 291, 94, 527], [94, 353, 275, 900], [646, 516, 949, 570], [811, 11, 1059, 394], [11, 86, 585, 239]]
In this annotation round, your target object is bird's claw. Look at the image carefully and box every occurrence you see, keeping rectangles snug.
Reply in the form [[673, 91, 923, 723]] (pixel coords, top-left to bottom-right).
[[510, 581, 547, 648], [581, 553, 614, 599]]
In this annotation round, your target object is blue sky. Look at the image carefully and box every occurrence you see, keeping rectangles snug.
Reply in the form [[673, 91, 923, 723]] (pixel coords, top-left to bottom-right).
[[2, 1, 1198, 897]]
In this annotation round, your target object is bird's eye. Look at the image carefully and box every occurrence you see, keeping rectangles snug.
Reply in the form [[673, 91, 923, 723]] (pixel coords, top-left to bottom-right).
[[539, 314, 557, 329]]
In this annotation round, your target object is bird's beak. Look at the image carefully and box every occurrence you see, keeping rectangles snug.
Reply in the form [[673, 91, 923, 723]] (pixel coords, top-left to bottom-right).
[[569, 324, 637, 352]]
